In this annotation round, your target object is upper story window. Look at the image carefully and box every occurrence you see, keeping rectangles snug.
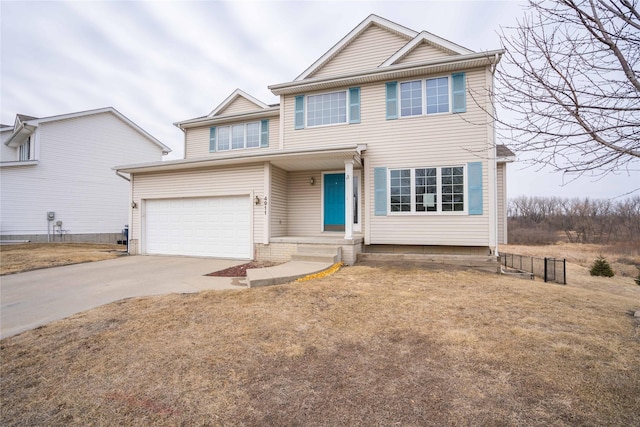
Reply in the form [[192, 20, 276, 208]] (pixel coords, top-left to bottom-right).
[[18, 137, 31, 161], [400, 81, 422, 117], [209, 120, 268, 153], [387, 73, 466, 120], [426, 77, 449, 114], [307, 91, 346, 126], [294, 87, 360, 129], [400, 77, 449, 117]]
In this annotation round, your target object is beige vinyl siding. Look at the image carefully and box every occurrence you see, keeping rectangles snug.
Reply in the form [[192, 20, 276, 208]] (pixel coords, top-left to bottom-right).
[[497, 162, 507, 244], [283, 67, 492, 246], [131, 164, 265, 244], [217, 97, 263, 116], [286, 171, 322, 235], [310, 24, 410, 79], [397, 41, 456, 64], [184, 116, 280, 159], [270, 165, 288, 237]]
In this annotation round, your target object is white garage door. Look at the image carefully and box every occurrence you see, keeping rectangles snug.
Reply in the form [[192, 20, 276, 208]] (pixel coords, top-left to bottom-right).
[[144, 196, 251, 258]]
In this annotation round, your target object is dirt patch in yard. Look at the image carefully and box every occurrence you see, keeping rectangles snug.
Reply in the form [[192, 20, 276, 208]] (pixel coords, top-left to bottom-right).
[[0, 243, 125, 275], [1, 246, 639, 426]]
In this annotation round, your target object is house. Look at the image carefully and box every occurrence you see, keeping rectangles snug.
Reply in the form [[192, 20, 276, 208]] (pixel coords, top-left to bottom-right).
[[1, 108, 171, 243], [116, 15, 514, 265]]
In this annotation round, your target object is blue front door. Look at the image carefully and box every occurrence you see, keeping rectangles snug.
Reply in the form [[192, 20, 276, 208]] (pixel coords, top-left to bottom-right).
[[324, 173, 345, 231]]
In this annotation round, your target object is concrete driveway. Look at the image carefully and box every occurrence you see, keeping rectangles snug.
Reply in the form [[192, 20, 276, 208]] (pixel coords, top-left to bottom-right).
[[0, 256, 247, 339]]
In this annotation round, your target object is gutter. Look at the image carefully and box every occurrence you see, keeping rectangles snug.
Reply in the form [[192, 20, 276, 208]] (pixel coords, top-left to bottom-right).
[[115, 170, 130, 181], [174, 106, 280, 130], [269, 49, 505, 94]]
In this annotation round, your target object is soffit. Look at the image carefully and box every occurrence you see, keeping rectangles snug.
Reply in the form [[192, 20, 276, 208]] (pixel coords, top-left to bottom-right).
[[116, 145, 364, 174]]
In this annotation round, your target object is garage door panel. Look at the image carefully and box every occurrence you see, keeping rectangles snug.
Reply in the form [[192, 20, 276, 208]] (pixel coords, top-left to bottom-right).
[[145, 196, 250, 258]]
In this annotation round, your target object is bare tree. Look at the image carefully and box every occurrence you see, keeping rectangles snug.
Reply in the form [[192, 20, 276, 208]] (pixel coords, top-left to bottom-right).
[[495, 0, 640, 177]]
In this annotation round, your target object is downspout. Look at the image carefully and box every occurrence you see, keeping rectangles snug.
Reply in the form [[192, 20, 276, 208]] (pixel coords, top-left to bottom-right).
[[491, 53, 500, 257]]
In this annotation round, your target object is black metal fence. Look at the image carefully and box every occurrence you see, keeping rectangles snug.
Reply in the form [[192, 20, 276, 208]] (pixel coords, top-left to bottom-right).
[[501, 253, 567, 285]]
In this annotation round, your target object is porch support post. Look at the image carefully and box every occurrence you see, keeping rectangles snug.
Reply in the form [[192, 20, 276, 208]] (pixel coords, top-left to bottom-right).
[[344, 159, 354, 240]]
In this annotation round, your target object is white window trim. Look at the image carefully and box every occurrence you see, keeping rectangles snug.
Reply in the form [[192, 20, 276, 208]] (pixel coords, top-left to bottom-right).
[[216, 121, 263, 152], [388, 165, 467, 215], [18, 138, 31, 161], [306, 90, 349, 128], [398, 75, 453, 119]]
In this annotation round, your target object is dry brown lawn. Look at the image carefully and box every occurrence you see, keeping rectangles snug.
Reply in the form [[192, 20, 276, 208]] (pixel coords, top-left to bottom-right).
[[1, 244, 639, 426], [0, 243, 125, 275]]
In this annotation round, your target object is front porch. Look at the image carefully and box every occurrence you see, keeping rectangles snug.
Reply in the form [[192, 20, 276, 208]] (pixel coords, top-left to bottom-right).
[[255, 234, 364, 265]]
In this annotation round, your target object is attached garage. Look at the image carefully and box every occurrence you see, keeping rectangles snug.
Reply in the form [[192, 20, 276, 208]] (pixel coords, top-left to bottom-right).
[[143, 196, 251, 259]]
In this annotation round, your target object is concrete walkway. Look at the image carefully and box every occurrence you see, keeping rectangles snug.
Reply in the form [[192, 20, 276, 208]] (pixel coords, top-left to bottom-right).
[[247, 261, 333, 287], [0, 256, 336, 339]]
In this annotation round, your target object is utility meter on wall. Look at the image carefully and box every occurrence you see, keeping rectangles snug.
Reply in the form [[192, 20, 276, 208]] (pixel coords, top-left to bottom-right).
[[47, 212, 55, 221]]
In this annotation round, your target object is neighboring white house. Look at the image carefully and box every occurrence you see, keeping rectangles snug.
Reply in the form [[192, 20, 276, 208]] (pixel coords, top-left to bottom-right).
[[116, 15, 514, 264], [1, 108, 171, 243]]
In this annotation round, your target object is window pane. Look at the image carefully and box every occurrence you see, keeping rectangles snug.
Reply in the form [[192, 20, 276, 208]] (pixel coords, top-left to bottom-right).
[[217, 126, 230, 151], [441, 166, 464, 211], [400, 81, 422, 117], [307, 91, 347, 126], [426, 77, 449, 114], [415, 167, 437, 212], [246, 122, 260, 148], [389, 168, 412, 213], [232, 124, 244, 149]]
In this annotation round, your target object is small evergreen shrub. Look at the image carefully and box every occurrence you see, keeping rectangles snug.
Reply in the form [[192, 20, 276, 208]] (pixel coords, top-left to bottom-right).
[[590, 256, 615, 277]]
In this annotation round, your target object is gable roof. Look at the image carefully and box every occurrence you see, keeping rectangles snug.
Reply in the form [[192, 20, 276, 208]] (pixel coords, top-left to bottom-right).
[[380, 30, 474, 66], [295, 14, 418, 81], [208, 89, 270, 117], [4, 107, 171, 154], [272, 14, 502, 95], [175, 89, 278, 129]]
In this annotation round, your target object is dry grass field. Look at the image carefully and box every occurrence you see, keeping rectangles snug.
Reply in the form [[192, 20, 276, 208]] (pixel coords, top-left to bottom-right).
[[0, 243, 125, 275], [1, 243, 639, 426]]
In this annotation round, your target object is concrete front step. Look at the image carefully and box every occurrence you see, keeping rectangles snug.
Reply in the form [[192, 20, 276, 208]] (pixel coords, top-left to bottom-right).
[[358, 253, 500, 272], [291, 253, 338, 263], [290, 244, 341, 264], [247, 261, 333, 288]]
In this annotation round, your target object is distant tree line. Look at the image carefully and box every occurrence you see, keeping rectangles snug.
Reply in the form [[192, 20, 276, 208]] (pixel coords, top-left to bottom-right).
[[508, 195, 640, 245]]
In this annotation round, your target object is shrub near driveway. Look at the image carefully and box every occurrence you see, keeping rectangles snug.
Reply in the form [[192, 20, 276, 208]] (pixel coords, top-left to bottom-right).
[[1, 263, 639, 426]]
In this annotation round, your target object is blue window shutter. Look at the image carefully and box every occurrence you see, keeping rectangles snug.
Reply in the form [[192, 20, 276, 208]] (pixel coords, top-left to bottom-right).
[[468, 162, 483, 215], [294, 95, 305, 129], [385, 82, 398, 120], [374, 167, 388, 216], [452, 72, 466, 113], [260, 119, 269, 147], [349, 87, 361, 124], [209, 127, 216, 152]]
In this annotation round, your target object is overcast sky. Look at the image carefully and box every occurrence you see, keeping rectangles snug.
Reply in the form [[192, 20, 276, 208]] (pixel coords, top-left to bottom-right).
[[1, 0, 638, 199]]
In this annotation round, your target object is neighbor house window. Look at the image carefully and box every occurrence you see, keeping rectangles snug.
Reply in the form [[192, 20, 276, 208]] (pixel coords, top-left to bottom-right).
[[212, 120, 268, 152], [18, 137, 31, 161], [307, 91, 347, 127], [389, 166, 465, 213]]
